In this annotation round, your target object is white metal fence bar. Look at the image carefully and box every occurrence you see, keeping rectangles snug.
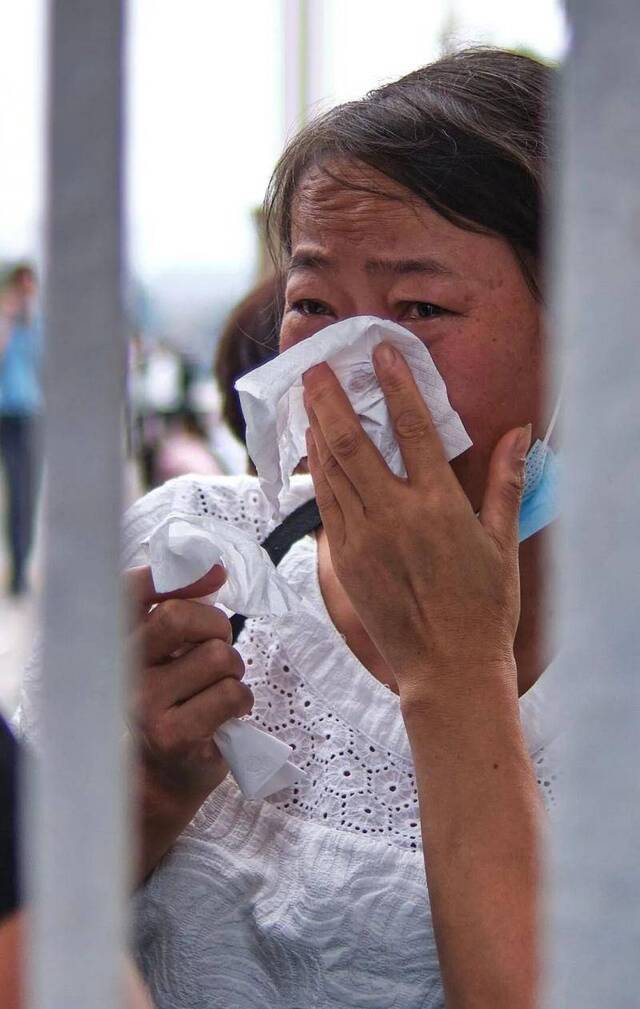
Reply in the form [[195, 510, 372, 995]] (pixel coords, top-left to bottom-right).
[[30, 2, 127, 1008], [547, 1, 640, 1005], [282, 0, 324, 138]]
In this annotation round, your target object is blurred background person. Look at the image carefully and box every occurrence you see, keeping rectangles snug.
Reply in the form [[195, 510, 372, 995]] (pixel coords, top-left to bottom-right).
[[0, 264, 42, 597], [154, 408, 223, 484], [213, 276, 280, 471], [129, 276, 282, 488], [130, 337, 184, 488], [129, 332, 246, 488]]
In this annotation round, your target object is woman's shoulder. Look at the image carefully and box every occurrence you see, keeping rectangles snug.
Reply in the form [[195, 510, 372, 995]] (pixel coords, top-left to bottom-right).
[[122, 473, 315, 568], [122, 473, 269, 566]]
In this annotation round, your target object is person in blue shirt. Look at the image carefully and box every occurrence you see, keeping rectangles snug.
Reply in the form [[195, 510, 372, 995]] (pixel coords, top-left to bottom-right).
[[0, 264, 42, 595]]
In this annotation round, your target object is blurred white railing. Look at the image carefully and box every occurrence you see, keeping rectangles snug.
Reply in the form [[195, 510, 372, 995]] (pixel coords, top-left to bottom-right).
[[546, 1, 640, 1006], [29, 1, 127, 1008], [282, 0, 325, 137]]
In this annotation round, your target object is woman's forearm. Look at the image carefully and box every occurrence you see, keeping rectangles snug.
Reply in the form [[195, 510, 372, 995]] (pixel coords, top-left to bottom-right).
[[135, 758, 221, 885], [401, 669, 541, 1009], [0, 910, 24, 1009]]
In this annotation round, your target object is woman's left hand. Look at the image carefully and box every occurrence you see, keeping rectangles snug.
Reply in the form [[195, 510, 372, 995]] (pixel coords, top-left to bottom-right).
[[303, 341, 531, 709]]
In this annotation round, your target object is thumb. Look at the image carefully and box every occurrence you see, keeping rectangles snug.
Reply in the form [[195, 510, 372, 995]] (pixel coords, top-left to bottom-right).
[[124, 563, 227, 624], [479, 424, 532, 550]]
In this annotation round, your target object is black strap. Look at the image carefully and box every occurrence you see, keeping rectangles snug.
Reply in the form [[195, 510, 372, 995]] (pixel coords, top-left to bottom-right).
[[230, 497, 321, 643], [0, 714, 20, 921]]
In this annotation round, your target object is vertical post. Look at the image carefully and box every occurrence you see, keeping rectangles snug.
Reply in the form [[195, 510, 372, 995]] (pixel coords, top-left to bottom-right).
[[282, 0, 324, 139], [30, 1, 127, 1008], [546, 1, 640, 1006]]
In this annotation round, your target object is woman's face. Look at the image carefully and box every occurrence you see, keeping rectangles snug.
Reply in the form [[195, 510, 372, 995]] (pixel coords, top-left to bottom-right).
[[280, 161, 547, 511]]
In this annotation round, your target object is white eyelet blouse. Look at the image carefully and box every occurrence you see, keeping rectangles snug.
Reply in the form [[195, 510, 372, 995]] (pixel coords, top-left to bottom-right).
[[19, 473, 563, 1009]]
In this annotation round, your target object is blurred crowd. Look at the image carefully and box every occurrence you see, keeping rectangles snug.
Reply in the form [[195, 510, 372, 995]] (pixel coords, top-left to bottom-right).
[[0, 264, 41, 597], [129, 275, 280, 485], [0, 263, 281, 598]]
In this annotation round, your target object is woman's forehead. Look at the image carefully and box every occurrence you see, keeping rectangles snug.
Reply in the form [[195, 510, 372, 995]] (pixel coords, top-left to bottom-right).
[[290, 165, 507, 284], [294, 162, 491, 257], [292, 162, 430, 242], [288, 165, 534, 305]]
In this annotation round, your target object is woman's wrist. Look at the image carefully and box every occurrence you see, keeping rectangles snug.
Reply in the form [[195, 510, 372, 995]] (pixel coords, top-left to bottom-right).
[[135, 757, 223, 884], [397, 653, 520, 726]]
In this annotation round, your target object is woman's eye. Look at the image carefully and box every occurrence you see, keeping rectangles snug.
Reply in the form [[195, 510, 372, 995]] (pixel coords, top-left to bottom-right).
[[403, 301, 447, 320], [289, 299, 332, 317]]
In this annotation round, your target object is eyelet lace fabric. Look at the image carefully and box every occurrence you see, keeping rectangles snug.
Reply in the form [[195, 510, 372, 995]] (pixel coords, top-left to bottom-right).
[[241, 618, 422, 851], [532, 747, 559, 810], [17, 473, 563, 1009], [159, 475, 424, 849], [122, 474, 561, 840]]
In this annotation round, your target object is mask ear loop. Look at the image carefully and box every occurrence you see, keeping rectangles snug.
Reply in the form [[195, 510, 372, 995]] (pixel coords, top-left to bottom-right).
[[541, 384, 563, 452]]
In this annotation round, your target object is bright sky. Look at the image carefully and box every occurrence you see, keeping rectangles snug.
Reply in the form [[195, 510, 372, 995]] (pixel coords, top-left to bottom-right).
[[0, 0, 566, 285]]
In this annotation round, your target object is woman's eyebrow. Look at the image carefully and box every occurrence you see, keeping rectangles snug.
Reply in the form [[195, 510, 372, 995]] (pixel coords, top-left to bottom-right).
[[287, 250, 334, 275], [287, 250, 459, 278], [365, 256, 458, 278]]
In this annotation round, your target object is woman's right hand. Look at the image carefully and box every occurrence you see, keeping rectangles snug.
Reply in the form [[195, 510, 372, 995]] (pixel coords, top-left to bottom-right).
[[125, 565, 253, 881]]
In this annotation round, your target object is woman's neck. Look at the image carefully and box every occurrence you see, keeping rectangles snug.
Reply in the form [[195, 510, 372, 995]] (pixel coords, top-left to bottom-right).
[[315, 526, 553, 699], [316, 529, 400, 692], [512, 527, 554, 696]]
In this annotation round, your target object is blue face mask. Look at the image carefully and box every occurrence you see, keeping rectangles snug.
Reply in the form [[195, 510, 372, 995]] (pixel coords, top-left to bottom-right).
[[517, 393, 561, 541], [519, 439, 561, 542]]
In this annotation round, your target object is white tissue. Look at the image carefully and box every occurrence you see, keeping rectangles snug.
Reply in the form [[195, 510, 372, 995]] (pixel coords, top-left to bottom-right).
[[148, 516, 301, 616], [145, 514, 310, 800], [236, 315, 472, 516]]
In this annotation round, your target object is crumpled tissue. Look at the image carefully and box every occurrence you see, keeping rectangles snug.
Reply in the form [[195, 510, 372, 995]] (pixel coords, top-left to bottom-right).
[[235, 315, 472, 516], [145, 513, 310, 800]]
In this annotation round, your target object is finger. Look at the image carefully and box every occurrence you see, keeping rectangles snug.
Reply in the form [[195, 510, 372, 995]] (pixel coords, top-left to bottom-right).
[[303, 362, 387, 500], [125, 566, 160, 625], [305, 426, 344, 545], [167, 678, 254, 744], [136, 598, 233, 665], [372, 342, 449, 484], [144, 637, 245, 708], [307, 404, 363, 520], [480, 425, 532, 550], [125, 563, 227, 624]]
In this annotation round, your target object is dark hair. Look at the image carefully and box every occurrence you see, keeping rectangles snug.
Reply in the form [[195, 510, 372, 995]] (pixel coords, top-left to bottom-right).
[[4, 262, 36, 289], [214, 277, 280, 446], [265, 47, 552, 297]]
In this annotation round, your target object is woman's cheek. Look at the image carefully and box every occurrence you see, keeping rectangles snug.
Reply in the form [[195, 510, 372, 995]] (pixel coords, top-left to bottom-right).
[[424, 339, 481, 423], [279, 314, 334, 352], [278, 320, 295, 352], [425, 339, 503, 492]]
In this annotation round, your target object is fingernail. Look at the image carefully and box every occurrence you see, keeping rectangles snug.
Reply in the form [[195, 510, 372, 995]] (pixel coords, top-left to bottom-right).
[[374, 342, 397, 368], [514, 423, 532, 460]]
